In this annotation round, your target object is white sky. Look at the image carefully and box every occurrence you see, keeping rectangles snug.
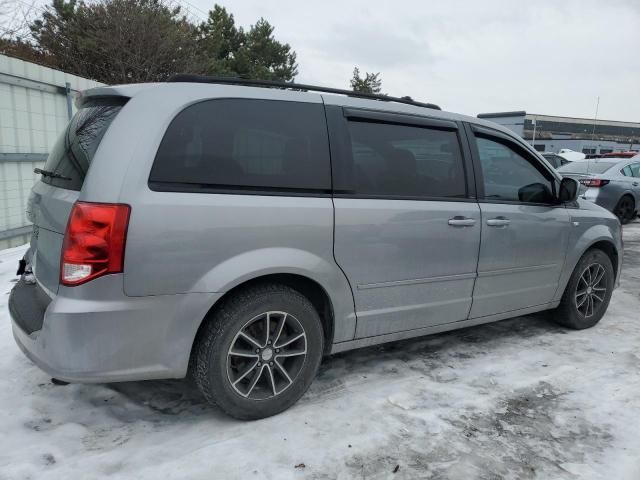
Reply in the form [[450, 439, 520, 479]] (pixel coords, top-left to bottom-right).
[[188, 0, 640, 122]]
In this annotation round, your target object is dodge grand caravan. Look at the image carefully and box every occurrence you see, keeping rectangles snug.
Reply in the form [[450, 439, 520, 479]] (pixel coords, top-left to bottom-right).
[[9, 76, 623, 419]]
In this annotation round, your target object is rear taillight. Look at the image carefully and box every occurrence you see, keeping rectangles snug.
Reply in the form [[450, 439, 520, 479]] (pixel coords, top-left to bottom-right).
[[579, 179, 610, 188], [61, 202, 131, 286]]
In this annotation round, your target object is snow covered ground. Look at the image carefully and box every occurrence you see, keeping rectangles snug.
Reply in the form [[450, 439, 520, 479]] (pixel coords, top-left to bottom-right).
[[2, 223, 640, 480]]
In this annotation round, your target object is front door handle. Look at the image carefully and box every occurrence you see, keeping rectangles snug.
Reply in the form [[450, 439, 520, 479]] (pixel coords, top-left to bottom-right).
[[448, 216, 476, 227], [486, 217, 511, 227], [633, 182, 639, 187]]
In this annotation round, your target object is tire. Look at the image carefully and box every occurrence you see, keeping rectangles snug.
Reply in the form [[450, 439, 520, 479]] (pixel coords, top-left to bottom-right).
[[191, 283, 324, 420], [551, 248, 614, 330], [614, 195, 635, 225]]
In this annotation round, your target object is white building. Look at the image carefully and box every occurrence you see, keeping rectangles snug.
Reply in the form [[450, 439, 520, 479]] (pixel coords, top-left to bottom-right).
[[477, 111, 640, 155]]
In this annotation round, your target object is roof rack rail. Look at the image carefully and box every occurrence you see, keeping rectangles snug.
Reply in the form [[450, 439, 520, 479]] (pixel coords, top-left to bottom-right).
[[166, 74, 441, 111]]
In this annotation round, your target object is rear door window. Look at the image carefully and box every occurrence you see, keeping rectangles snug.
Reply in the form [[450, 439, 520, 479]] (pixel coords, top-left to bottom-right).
[[149, 99, 331, 193], [339, 120, 467, 198], [41, 98, 126, 191]]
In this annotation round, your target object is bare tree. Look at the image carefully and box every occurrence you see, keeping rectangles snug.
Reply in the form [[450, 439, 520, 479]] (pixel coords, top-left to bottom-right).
[[0, 0, 36, 40]]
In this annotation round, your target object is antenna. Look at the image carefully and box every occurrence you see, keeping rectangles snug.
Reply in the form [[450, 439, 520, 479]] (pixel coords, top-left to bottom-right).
[[591, 96, 600, 140], [587, 96, 600, 176], [530, 115, 537, 148]]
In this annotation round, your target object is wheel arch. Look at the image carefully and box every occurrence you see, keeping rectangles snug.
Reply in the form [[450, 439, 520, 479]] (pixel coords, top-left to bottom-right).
[[190, 272, 339, 367], [588, 240, 619, 280], [554, 226, 621, 303]]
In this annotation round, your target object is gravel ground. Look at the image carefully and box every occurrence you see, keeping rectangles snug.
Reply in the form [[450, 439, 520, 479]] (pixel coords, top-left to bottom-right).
[[1, 221, 640, 480]]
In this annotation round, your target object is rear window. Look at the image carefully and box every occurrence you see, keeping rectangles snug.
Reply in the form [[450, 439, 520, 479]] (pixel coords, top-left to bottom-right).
[[149, 99, 331, 193], [557, 161, 616, 174], [41, 98, 125, 190]]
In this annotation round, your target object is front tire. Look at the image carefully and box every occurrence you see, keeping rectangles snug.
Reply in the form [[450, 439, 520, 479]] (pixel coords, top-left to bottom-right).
[[191, 283, 324, 420], [551, 248, 614, 329]]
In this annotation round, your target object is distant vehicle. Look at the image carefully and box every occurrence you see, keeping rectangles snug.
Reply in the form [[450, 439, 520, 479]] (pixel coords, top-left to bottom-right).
[[558, 156, 640, 223], [601, 151, 639, 159], [542, 152, 572, 169], [9, 76, 623, 420], [558, 149, 587, 162]]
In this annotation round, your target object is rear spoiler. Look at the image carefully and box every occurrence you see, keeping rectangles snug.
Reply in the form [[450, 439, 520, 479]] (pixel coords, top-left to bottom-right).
[[75, 88, 129, 108], [74, 84, 154, 108]]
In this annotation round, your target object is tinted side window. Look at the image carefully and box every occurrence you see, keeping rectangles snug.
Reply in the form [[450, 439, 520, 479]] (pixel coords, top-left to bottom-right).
[[630, 163, 640, 178], [343, 121, 466, 198], [475, 136, 555, 204], [621, 165, 633, 177], [42, 99, 125, 191], [150, 99, 331, 192]]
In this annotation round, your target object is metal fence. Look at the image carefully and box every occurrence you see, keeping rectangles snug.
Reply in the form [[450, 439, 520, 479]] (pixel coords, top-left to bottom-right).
[[0, 54, 102, 249]]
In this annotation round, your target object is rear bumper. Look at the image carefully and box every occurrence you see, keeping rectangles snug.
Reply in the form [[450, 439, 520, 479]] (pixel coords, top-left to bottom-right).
[[10, 274, 220, 383]]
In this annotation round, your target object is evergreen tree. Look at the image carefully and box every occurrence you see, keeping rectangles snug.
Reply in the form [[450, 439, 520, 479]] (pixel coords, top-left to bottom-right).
[[350, 67, 382, 94]]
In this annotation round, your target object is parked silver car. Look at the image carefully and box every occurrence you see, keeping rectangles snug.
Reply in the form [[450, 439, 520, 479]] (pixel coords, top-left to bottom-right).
[[558, 157, 640, 224], [9, 77, 623, 419]]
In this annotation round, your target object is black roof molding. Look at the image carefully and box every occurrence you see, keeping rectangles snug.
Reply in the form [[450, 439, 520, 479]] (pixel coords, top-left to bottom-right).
[[167, 74, 441, 111], [477, 111, 527, 119]]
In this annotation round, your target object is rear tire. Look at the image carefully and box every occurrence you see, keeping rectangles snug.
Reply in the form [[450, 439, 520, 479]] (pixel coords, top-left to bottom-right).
[[551, 249, 614, 330], [191, 283, 324, 420], [614, 195, 635, 224]]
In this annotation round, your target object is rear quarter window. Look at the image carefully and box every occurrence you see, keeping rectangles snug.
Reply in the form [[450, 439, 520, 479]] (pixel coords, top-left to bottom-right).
[[41, 98, 126, 191], [149, 99, 331, 193]]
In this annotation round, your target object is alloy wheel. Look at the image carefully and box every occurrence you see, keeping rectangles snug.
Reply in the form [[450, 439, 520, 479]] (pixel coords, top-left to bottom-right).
[[575, 263, 607, 318], [226, 311, 307, 400]]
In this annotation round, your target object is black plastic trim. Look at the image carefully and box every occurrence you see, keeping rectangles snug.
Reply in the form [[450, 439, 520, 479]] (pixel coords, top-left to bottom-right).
[[9, 280, 51, 335], [148, 181, 332, 197], [477, 111, 527, 119], [342, 108, 457, 130], [332, 193, 476, 202]]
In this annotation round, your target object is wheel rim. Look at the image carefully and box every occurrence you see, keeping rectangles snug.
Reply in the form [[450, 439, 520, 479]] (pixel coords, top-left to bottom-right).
[[575, 263, 607, 318], [226, 311, 307, 400]]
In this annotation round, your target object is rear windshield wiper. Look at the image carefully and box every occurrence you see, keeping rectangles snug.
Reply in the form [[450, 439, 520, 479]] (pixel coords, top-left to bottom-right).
[[34, 168, 71, 181]]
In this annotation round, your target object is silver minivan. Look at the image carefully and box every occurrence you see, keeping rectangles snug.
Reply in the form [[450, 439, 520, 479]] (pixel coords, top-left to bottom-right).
[[9, 77, 623, 419]]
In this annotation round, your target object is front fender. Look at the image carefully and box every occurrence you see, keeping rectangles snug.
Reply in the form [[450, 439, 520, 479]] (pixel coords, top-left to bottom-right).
[[553, 220, 623, 302], [194, 247, 357, 343]]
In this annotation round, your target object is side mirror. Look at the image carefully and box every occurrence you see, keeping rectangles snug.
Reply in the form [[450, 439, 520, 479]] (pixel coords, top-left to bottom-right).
[[558, 177, 579, 203]]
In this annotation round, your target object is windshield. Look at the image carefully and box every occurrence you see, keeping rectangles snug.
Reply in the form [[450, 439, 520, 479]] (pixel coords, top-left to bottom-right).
[[41, 98, 126, 191], [557, 161, 616, 175]]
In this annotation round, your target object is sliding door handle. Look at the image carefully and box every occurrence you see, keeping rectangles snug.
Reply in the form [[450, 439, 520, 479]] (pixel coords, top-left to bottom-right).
[[487, 217, 510, 227], [448, 217, 476, 227]]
